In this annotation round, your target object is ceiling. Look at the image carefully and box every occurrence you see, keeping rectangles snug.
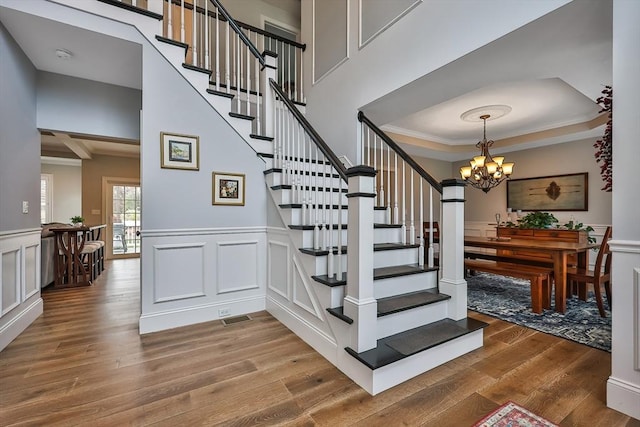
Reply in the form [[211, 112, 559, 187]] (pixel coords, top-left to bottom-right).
[[1, 0, 611, 163]]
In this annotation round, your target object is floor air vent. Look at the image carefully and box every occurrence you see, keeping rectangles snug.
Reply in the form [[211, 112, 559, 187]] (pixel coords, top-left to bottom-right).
[[221, 315, 252, 326]]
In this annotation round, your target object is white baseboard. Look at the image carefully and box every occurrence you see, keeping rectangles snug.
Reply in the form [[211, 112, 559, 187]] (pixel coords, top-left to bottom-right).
[[607, 376, 640, 420], [0, 298, 43, 351], [139, 296, 265, 334]]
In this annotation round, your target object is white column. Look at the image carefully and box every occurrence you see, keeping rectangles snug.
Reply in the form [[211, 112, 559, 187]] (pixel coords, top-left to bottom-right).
[[343, 166, 377, 353], [607, 0, 640, 419], [438, 179, 467, 320]]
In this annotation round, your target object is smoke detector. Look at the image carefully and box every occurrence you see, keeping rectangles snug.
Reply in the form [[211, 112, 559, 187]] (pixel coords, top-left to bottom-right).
[[55, 49, 73, 60]]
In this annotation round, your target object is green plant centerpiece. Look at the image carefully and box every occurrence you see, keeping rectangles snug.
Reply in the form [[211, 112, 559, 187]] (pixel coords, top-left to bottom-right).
[[517, 212, 558, 229], [562, 219, 596, 244], [70, 215, 85, 226]]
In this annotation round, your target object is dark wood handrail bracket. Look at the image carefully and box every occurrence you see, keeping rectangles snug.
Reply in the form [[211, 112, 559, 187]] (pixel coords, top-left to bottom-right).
[[358, 111, 442, 193], [270, 79, 348, 182]]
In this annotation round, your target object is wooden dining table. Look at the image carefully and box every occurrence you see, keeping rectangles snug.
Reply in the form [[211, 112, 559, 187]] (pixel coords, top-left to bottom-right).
[[464, 235, 598, 313]]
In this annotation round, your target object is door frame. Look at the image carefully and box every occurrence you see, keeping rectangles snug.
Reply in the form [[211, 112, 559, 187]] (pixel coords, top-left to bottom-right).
[[102, 176, 141, 260]]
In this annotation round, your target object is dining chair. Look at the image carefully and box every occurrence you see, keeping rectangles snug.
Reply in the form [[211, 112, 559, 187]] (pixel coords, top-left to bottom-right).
[[567, 226, 612, 317]]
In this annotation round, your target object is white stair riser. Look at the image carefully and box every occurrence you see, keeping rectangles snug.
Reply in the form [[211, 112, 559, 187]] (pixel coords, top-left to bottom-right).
[[375, 270, 438, 299], [266, 172, 344, 189], [374, 248, 419, 268], [299, 252, 348, 277], [288, 228, 348, 249], [373, 227, 403, 244], [377, 300, 449, 339], [281, 208, 348, 226], [274, 160, 336, 175], [313, 280, 345, 310], [272, 188, 347, 205]]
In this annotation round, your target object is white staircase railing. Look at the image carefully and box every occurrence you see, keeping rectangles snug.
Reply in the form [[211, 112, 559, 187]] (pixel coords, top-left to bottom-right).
[[358, 112, 442, 268]]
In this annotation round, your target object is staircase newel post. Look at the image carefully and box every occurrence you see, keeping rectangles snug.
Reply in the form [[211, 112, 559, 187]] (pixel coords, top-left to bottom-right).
[[343, 166, 377, 353], [438, 179, 467, 320], [261, 51, 278, 139]]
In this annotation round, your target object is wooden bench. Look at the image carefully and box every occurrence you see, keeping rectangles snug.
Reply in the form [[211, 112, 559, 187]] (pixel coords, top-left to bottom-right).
[[464, 258, 554, 314]]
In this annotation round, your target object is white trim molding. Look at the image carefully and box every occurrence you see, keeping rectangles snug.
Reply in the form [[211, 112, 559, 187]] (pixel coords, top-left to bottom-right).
[[608, 239, 640, 254], [312, 0, 350, 85], [358, 0, 422, 49]]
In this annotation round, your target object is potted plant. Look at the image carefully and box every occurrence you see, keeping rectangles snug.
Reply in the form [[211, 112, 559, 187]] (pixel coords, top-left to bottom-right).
[[70, 215, 85, 226], [562, 219, 596, 244], [517, 212, 558, 229]]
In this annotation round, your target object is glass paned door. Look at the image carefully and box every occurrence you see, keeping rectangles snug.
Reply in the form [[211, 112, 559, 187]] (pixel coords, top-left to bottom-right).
[[109, 183, 141, 258]]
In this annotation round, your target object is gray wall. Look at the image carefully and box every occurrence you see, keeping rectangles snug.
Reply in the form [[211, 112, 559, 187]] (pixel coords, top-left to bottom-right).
[[37, 72, 141, 140], [0, 22, 40, 232]]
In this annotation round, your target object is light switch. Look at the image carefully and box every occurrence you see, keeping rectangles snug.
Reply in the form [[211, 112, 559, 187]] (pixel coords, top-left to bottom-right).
[[22, 201, 29, 214]]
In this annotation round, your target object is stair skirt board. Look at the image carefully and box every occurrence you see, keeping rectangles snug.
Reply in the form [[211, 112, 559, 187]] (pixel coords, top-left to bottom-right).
[[339, 329, 484, 395], [266, 295, 339, 365]]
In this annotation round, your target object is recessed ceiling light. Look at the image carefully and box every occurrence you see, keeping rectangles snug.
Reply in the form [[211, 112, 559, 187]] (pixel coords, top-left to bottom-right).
[[55, 48, 73, 60]]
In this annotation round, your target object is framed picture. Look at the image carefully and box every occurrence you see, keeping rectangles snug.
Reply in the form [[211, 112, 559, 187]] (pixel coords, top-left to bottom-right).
[[507, 172, 588, 211], [160, 132, 199, 170], [212, 172, 245, 206]]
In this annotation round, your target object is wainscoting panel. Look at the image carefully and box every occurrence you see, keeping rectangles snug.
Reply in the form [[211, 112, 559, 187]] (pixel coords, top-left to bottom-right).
[[268, 240, 290, 299], [1, 249, 20, 316], [217, 240, 260, 294], [23, 243, 39, 300], [140, 227, 267, 334], [153, 243, 206, 303], [292, 256, 322, 319], [0, 229, 43, 351]]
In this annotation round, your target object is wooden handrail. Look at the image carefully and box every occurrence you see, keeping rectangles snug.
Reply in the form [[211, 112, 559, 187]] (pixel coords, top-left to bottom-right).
[[358, 111, 442, 194], [270, 79, 348, 181], [209, 0, 265, 67], [166, 0, 306, 50]]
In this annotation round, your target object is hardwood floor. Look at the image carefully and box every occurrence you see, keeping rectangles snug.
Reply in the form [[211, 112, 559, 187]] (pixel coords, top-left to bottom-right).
[[1, 258, 638, 426]]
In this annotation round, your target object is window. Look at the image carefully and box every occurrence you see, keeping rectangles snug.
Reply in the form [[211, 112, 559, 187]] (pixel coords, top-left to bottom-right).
[[41, 174, 53, 224]]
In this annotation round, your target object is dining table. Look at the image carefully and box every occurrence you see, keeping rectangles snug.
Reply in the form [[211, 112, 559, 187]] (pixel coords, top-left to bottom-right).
[[464, 235, 599, 313]]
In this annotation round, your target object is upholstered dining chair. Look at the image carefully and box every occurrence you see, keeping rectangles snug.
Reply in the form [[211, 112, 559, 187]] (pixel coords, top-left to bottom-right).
[[567, 226, 612, 317]]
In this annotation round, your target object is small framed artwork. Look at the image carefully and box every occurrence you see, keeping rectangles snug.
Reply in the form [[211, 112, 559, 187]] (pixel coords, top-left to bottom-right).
[[507, 172, 588, 211], [212, 172, 245, 206], [160, 132, 199, 170]]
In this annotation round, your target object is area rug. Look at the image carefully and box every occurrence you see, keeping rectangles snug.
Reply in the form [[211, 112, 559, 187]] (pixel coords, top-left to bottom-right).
[[467, 273, 611, 352], [472, 401, 558, 427]]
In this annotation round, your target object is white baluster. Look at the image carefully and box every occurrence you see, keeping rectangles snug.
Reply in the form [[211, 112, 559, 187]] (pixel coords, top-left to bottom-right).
[[191, 0, 197, 66], [386, 144, 391, 224], [313, 145, 320, 250], [246, 30, 251, 117], [204, 0, 209, 69], [323, 155, 328, 251], [373, 133, 377, 206], [336, 177, 343, 280], [300, 45, 305, 104], [428, 186, 434, 268], [254, 32, 261, 134], [401, 159, 406, 244], [225, 21, 230, 92], [379, 139, 385, 210], [419, 179, 424, 267], [215, 7, 220, 91], [394, 152, 398, 224], [293, 47, 297, 102], [410, 170, 415, 245], [180, 0, 185, 43], [236, 35, 240, 111], [167, 0, 173, 37], [328, 158, 335, 278]]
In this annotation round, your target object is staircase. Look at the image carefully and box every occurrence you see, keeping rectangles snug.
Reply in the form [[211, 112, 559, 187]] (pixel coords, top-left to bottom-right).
[[91, 0, 487, 395]]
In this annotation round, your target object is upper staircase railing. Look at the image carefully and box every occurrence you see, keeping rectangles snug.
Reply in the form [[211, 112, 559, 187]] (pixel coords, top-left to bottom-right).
[[358, 112, 441, 268], [271, 79, 348, 279]]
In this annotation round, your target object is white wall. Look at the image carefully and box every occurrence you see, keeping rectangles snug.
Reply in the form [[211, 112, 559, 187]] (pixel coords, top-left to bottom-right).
[[40, 161, 82, 224], [37, 71, 141, 140], [455, 137, 612, 227], [219, 0, 300, 33], [301, 0, 571, 161], [0, 21, 43, 351]]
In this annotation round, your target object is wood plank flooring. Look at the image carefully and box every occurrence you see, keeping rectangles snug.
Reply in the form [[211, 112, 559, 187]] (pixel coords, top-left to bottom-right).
[[1, 258, 638, 426]]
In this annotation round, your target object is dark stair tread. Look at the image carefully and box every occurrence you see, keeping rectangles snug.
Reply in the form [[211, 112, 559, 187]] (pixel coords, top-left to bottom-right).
[[377, 290, 450, 317], [98, 0, 163, 19], [289, 223, 401, 231], [263, 168, 341, 178], [206, 88, 235, 99], [345, 317, 488, 370], [374, 206, 388, 211], [229, 112, 255, 121], [182, 63, 212, 75], [279, 203, 348, 209], [155, 35, 188, 51], [326, 307, 353, 324], [271, 184, 347, 193], [300, 243, 419, 257], [312, 264, 437, 287], [251, 135, 274, 141], [209, 81, 262, 97]]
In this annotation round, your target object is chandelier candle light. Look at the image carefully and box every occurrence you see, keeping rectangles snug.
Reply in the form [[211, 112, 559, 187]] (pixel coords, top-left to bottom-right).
[[460, 114, 515, 193]]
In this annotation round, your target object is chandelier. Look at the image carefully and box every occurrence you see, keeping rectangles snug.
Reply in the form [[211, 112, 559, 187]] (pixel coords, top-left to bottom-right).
[[460, 114, 514, 193]]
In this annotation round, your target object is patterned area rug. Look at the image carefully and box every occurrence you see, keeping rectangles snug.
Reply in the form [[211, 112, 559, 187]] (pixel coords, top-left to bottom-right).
[[467, 273, 611, 352], [472, 401, 558, 427]]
